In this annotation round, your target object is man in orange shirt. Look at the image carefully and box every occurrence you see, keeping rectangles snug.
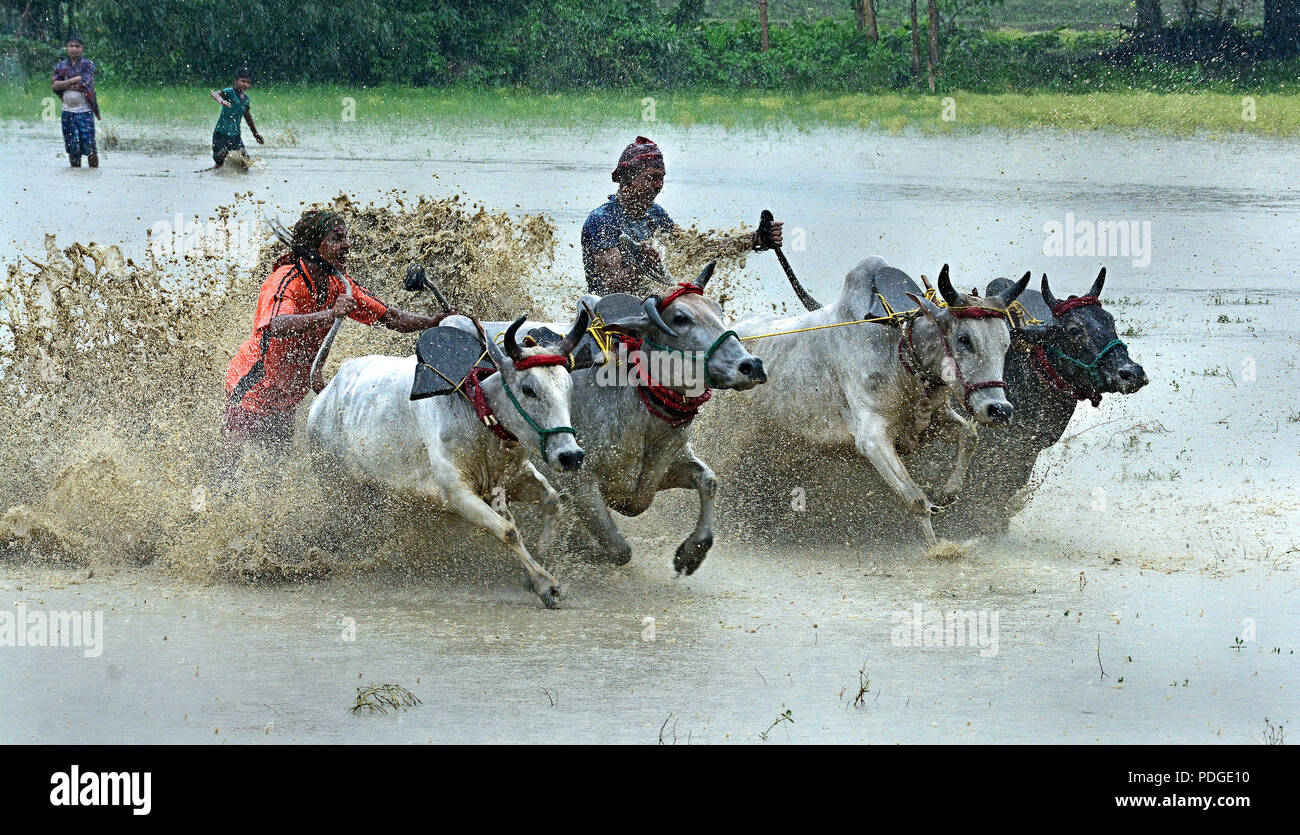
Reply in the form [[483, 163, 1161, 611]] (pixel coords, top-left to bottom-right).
[[223, 210, 441, 466]]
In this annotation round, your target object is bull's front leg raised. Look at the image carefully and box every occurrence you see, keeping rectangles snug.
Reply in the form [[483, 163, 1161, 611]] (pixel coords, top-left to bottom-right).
[[439, 477, 563, 609], [853, 415, 939, 547], [506, 462, 561, 561], [933, 404, 980, 506], [661, 453, 716, 576]]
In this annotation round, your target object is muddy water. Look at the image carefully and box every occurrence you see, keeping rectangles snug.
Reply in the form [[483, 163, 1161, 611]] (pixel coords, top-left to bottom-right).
[[1, 117, 1297, 743]]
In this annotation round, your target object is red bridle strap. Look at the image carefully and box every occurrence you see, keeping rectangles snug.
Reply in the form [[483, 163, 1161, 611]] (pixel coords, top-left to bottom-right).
[[656, 282, 703, 310], [899, 316, 1007, 415], [610, 332, 712, 427], [513, 354, 569, 371], [462, 366, 518, 444], [1050, 295, 1100, 317]]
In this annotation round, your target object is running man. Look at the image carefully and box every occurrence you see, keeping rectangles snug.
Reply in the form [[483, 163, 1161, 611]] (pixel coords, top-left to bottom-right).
[[223, 210, 441, 466], [581, 136, 785, 295], [51, 35, 100, 168], [209, 68, 263, 167]]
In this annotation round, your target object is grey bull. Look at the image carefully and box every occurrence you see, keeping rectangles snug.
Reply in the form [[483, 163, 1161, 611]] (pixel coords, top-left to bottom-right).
[[448, 261, 768, 575], [727, 256, 1030, 547]]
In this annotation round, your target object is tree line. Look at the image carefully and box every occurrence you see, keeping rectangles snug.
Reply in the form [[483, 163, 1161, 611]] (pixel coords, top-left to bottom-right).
[[2, 0, 1296, 89]]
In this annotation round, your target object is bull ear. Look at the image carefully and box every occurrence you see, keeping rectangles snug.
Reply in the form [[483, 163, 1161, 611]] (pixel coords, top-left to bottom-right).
[[1040, 273, 1059, 310], [936, 264, 960, 306], [557, 306, 590, 357], [907, 292, 945, 326], [996, 270, 1031, 306], [693, 260, 717, 290], [1088, 267, 1106, 299]]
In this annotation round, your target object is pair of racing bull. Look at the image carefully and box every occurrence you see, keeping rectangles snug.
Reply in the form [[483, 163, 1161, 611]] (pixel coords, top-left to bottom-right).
[[307, 251, 1146, 608]]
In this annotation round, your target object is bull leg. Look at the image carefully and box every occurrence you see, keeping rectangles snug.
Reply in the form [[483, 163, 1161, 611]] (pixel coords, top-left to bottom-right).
[[566, 480, 633, 566], [933, 405, 980, 505], [506, 463, 562, 560], [439, 480, 563, 609], [854, 416, 939, 547], [506, 464, 562, 593], [661, 454, 716, 576]]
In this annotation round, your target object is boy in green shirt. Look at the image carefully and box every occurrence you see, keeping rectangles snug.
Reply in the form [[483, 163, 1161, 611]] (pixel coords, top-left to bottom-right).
[[208, 68, 263, 167]]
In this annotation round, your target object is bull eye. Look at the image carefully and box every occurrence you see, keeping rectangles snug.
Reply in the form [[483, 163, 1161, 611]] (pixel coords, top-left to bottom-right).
[[672, 312, 690, 325], [521, 384, 538, 398], [957, 334, 974, 351]]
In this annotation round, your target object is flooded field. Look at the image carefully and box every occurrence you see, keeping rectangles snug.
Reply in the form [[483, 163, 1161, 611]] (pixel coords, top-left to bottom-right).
[[1, 117, 1296, 743]]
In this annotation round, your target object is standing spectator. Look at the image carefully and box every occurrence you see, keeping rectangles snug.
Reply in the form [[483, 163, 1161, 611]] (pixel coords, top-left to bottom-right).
[[209, 68, 264, 168], [51, 35, 99, 168]]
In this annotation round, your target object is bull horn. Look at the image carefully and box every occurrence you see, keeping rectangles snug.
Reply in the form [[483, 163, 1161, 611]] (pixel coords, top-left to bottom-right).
[[996, 270, 1031, 306], [1040, 273, 1059, 310], [1088, 267, 1106, 299], [937, 264, 960, 306], [643, 297, 678, 338], [693, 260, 717, 290], [558, 306, 591, 357], [503, 316, 526, 363]]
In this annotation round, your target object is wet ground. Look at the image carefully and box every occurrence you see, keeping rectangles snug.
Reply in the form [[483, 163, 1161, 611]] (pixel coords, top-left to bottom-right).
[[1, 116, 1296, 743]]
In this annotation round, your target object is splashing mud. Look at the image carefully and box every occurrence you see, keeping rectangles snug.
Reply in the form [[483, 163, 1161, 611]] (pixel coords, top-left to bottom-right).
[[0, 193, 564, 580]]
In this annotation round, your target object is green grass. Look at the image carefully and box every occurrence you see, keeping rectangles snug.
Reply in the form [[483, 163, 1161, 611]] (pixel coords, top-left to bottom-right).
[[3, 82, 1298, 136]]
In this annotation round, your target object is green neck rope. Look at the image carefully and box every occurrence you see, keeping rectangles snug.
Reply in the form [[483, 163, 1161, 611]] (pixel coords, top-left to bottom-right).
[[1047, 338, 1126, 385], [498, 379, 577, 460], [640, 330, 740, 389]]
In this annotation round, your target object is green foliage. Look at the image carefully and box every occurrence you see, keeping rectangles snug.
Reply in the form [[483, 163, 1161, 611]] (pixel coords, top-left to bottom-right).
[[0, 0, 1295, 92]]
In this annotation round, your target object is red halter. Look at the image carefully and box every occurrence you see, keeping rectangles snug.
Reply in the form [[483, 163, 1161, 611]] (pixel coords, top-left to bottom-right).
[[610, 332, 712, 427], [898, 309, 1009, 415], [656, 282, 703, 310], [1050, 295, 1100, 317]]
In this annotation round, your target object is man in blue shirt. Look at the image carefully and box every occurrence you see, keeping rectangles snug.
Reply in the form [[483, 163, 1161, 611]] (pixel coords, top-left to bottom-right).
[[581, 136, 784, 295]]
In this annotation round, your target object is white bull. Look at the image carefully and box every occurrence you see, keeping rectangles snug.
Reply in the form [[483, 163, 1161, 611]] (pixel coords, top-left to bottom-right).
[[306, 313, 588, 608], [728, 257, 1029, 546], [456, 261, 768, 575]]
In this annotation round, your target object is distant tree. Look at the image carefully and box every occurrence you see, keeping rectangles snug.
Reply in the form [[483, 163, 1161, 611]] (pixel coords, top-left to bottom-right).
[[927, 0, 939, 92], [758, 0, 769, 51], [910, 0, 921, 73], [852, 0, 879, 41], [1264, 0, 1300, 57], [1135, 0, 1164, 30], [669, 0, 705, 27]]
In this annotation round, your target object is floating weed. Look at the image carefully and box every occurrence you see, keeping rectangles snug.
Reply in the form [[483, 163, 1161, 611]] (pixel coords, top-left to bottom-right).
[[1260, 718, 1285, 745], [350, 683, 421, 715], [759, 708, 794, 741], [1211, 294, 1271, 306]]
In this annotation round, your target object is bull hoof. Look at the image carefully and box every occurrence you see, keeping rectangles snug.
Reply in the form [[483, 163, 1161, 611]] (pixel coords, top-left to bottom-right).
[[602, 544, 633, 567], [932, 490, 959, 509], [538, 584, 562, 609], [673, 534, 712, 576]]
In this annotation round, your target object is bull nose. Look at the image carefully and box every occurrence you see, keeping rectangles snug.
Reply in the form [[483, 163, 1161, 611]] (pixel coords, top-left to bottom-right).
[[738, 358, 766, 383], [558, 449, 585, 472], [1118, 365, 1149, 391], [986, 401, 1013, 423]]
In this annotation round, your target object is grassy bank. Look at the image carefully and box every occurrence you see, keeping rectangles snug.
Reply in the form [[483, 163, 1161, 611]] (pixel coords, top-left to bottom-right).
[[3, 83, 1297, 137]]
